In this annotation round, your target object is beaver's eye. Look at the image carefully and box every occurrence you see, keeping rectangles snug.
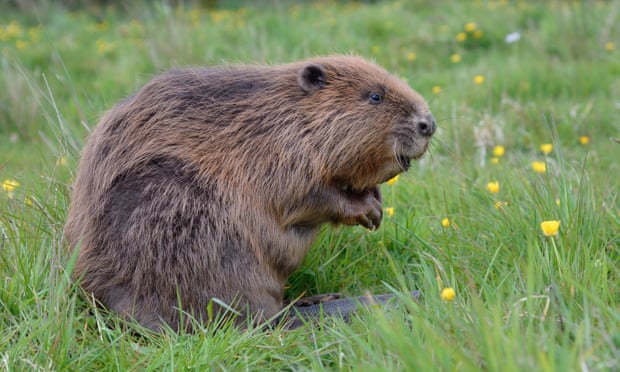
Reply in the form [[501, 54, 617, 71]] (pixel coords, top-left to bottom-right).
[[368, 92, 383, 104]]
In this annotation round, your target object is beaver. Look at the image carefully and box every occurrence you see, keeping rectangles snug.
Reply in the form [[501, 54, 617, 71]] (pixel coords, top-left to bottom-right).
[[64, 55, 435, 331]]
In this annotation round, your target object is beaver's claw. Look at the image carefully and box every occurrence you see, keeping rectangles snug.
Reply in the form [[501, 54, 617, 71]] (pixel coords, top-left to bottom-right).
[[338, 186, 383, 230]]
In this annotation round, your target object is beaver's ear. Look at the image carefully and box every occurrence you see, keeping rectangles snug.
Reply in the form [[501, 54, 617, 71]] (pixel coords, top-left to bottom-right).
[[298, 64, 326, 93]]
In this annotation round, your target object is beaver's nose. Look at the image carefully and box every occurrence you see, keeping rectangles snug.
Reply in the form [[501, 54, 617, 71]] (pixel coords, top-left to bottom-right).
[[417, 114, 436, 137]]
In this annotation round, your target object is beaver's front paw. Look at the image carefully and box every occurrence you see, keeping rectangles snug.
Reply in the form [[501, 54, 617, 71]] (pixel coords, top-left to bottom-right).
[[337, 186, 382, 230]]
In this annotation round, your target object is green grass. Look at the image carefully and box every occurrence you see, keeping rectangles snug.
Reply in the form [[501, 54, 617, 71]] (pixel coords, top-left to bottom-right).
[[1, 0, 619, 370]]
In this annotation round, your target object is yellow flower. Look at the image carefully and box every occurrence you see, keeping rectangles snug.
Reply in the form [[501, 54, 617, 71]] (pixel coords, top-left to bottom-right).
[[2, 179, 20, 199], [531, 161, 546, 173], [28, 26, 42, 42], [490, 157, 500, 164], [290, 5, 300, 18], [189, 8, 201, 26], [555, 199, 561, 206], [406, 52, 417, 61], [486, 181, 499, 194], [371, 45, 381, 55], [432, 85, 442, 95], [456, 32, 467, 42], [473, 75, 485, 84], [4, 21, 24, 40], [464, 22, 477, 32], [605, 42, 615, 52], [384, 207, 394, 218], [492, 145, 505, 157], [386, 174, 399, 185], [96, 39, 116, 55], [56, 156, 67, 167], [540, 143, 553, 154], [15, 40, 27, 49], [473, 30, 483, 39], [540, 220, 560, 236], [441, 218, 451, 228], [129, 19, 145, 34], [24, 197, 33, 206], [494, 200, 508, 209], [440, 287, 455, 301], [2, 179, 19, 192], [450, 53, 461, 63], [579, 135, 590, 145]]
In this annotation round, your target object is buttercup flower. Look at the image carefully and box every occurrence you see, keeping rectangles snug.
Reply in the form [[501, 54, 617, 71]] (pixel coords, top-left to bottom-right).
[[432, 85, 442, 94], [384, 207, 394, 218], [406, 52, 417, 61], [490, 157, 500, 164], [386, 175, 399, 185], [451, 53, 461, 63], [494, 200, 508, 209], [540, 143, 553, 154], [2, 179, 19, 192], [456, 32, 466, 42], [606, 42, 615, 52], [464, 22, 477, 32], [473, 75, 485, 84], [441, 287, 456, 301], [441, 218, 451, 228], [531, 161, 546, 173], [2, 179, 20, 199], [540, 220, 560, 236], [28, 26, 42, 42], [96, 39, 116, 55], [579, 135, 590, 145], [486, 181, 499, 193], [492, 145, 505, 157], [2, 21, 24, 40]]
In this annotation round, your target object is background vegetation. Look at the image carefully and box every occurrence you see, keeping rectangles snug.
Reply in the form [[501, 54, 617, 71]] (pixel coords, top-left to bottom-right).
[[1, 0, 618, 370]]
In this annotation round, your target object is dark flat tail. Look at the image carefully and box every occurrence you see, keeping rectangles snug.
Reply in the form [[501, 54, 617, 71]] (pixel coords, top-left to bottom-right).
[[276, 290, 420, 329]]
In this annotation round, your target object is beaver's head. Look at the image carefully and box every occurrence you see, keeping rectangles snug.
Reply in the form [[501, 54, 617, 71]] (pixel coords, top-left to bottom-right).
[[294, 55, 435, 193]]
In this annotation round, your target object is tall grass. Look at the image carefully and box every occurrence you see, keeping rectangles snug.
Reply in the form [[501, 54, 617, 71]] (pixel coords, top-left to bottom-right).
[[1, 1, 619, 370]]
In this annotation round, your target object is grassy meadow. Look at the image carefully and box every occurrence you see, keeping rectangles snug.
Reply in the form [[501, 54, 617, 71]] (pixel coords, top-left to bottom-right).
[[1, 0, 619, 370]]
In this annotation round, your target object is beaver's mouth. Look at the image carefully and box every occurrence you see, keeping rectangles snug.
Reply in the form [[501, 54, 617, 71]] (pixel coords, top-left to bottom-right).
[[341, 184, 370, 194], [397, 154, 411, 171], [340, 184, 381, 200], [339, 154, 412, 194], [338, 147, 427, 195]]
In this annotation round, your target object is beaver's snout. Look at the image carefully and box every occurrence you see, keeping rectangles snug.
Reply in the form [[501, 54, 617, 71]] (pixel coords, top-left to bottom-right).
[[417, 114, 436, 137]]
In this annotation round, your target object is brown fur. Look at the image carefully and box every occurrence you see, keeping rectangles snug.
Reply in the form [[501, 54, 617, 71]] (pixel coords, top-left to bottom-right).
[[64, 55, 435, 331]]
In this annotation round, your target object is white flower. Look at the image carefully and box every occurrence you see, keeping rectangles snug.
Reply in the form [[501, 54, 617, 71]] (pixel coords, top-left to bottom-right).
[[505, 32, 521, 44]]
